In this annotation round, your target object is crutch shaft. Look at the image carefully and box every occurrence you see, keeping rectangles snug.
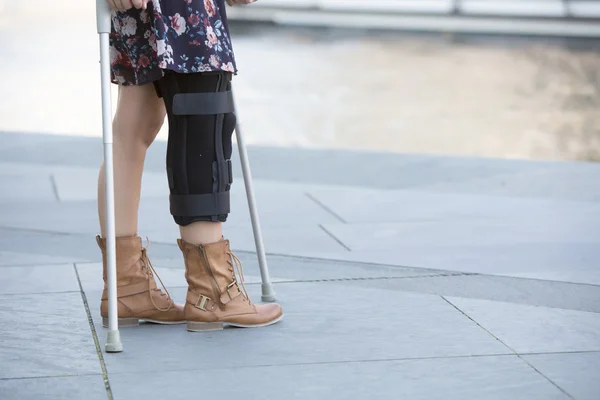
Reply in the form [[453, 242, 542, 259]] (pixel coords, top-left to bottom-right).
[[235, 123, 276, 302], [97, 0, 122, 353]]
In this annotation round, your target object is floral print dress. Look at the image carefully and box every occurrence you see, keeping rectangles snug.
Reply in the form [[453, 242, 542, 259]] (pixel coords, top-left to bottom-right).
[[110, 0, 237, 86]]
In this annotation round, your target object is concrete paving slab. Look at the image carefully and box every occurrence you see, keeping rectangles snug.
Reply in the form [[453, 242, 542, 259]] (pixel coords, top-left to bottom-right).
[[0, 375, 107, 400], [0, 135, 102, 169], [226, 224, 350, 254], [0, 200, 98, 235], [0, 161, 100, 179], [52, 167, 168, 202], [0, 175, 56, 203], [89, 284, 510, 374], [227, 182, 342, 227], [0, 161, 60, 176], [308, 186, 600, 224], [323, 217, 599, 251], [146, 223, 349, 255], [0, 292, 101, 379], [347, 273, 600, 313], [0, 251, 76, 266], [0, 264, 79, 295], [522, 352, 600, 400], [225, 252, 446, 282], [0, 228, 108, 264], [446, 297, 600, 353], [418, 164, 600, 202], [305, 242, 600, 286], [0, 227, 191, 265], [45, 168, 98, 202], [134, 185, 341, 237], [225, 147, 600, 201], [108, 355, 568, 400]]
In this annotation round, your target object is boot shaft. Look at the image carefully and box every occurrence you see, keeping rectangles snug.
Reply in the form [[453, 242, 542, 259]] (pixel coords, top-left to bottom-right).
[[178, 238, 284, 330], [178, 239, 243, 305], [178, 239, 224, 294], [96, 235, 148, 286]]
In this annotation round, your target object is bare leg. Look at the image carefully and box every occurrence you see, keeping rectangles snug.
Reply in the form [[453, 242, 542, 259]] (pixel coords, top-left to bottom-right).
[[96, 83, 185, 325], [180, 221, 223, 245], [97, 83, 166, 237]]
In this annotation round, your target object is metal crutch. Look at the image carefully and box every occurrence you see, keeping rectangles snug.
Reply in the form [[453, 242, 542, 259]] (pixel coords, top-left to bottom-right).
[[233, 102, 276, 302], [96, 0, 122, 353]]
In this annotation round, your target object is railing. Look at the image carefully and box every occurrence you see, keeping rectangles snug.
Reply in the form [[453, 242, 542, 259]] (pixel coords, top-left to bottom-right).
[[228, 0, 600, 37]]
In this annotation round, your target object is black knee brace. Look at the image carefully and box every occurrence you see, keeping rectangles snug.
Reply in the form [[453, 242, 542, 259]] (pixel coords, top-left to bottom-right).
[[154, 71, 236, 226]]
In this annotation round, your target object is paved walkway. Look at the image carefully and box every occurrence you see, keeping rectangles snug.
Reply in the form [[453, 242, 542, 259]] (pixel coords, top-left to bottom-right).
[[0, 131, 599, 399]]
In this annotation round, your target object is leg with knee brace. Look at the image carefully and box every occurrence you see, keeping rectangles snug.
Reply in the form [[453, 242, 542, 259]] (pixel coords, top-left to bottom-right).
[[155, 71, 236, 225]]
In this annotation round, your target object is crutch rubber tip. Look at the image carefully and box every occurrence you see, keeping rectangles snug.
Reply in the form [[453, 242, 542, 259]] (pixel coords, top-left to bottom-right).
[[261, 283, 277, 303], [105, 330, 123, 353]]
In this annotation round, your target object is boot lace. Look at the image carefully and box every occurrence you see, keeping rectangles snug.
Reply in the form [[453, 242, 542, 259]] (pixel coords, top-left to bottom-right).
[[142, 238, 173, 312], [226, 249, 252, 305]]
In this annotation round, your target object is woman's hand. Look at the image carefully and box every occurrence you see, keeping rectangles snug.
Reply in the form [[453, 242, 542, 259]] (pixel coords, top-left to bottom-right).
[[226, 0, 257, 6], [106, 0, 149, 11]]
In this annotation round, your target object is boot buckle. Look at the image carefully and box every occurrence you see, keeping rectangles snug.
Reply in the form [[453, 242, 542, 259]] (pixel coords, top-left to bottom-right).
[[196, 295, 212, 311], [226, 281, 241, 301]]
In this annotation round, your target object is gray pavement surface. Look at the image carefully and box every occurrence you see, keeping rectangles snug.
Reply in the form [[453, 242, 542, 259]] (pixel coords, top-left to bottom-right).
[[1, 131, 599, 399]]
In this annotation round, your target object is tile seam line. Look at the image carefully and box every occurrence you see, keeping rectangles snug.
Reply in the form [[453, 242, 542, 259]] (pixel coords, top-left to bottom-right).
[[0, 290, 81, 296], [87, 348, 600, 377], [520, 350, 600, 356], [0, 225, 75, 237], [318, 224, 352, 251], [0, 373, 103, 381], [0, 262, 92, 268], [271, 272, 472, 284], [304, 192, 347, 223], [73, 264, 114, 400], [441, 296, 576, 399], [49, 174, 60, 202], [108, 350, 600, 376], [97, 353, 521, 376]]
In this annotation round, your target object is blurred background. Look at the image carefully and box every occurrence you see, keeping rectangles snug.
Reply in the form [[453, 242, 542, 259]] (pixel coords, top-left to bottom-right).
[[1, 0, 599, 161]]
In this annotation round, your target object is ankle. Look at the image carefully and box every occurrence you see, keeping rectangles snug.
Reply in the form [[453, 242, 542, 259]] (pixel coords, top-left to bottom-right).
[[179, 221, 223, 245]]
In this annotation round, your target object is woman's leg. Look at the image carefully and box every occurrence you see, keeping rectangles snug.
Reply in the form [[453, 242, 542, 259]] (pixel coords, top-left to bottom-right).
[[180, 222, 223, 245], [96, 82, 185, 325], [97, 83, 166, 237], [156, 71, 232, 245], [155, 70, 283, 331]]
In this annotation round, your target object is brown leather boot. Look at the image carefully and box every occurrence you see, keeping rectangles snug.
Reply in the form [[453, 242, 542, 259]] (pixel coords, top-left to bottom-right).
[[178, 238, 283, 332], [96, 235, 185, 327]]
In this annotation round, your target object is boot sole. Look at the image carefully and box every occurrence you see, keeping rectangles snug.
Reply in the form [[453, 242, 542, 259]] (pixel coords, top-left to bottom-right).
[[186, 314, 284, 332], [102, 317, 187, 328]]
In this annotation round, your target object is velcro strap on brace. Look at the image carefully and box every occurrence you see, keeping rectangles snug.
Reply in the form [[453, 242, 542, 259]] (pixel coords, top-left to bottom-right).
[[172, 91, 235, 116], [170, 192, 230, 217], [216, 159, 233, 187]]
